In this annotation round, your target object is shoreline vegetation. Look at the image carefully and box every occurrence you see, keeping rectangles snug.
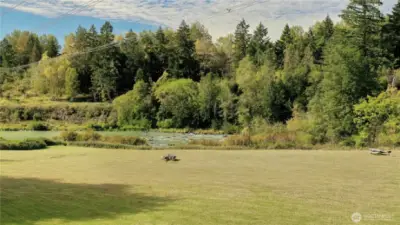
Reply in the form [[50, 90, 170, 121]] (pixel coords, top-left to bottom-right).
[[1, 130, 399, 151]]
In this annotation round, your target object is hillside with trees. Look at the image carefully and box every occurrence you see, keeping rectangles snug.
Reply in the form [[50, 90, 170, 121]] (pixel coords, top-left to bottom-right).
[[1, 0, 399, 148]]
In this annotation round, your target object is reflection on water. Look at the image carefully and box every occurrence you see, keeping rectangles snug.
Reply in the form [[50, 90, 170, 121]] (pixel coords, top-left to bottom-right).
[[0, 131, 227, 147]]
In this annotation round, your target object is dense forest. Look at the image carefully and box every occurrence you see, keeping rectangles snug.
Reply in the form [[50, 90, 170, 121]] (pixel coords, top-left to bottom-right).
[[0, 0, 399, 147]]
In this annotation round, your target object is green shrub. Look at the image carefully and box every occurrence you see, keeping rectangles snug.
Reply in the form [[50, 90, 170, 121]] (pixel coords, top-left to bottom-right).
[[33, 112, 42, 121], [222, 131, 312, 149], [102, 135, 148, 146], [157, 119, 174, 129], [119, 125, 145, 131], [377, 116, 400, 147], [58, 130, 148, 146], [78, 130, 102, 142], [188, 139, 221, 146], [339, 137, 356, 147], [68, 141, 151, 150], [353, 89, 400, 146], [27, 122, 49, 131], [60, 131, 79, 141], [0, 138, 56, 150], [35, 137, 65, 146], [22, 110, 29, 120], [353, 131, 369, 147], [0, 102, 113, 125], [11, 110, 21, 122], [224, 135, 252, 146], [221, 122, 240, 134]]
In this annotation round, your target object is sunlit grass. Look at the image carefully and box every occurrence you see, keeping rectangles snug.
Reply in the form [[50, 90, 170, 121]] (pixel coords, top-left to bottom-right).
[[1, 147, 399, 225]]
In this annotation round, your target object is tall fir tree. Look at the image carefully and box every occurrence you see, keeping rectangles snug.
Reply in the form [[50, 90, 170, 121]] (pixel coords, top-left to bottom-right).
[[70, 26, 91, 93], [323, 15, 335, 41], [40, 35, 60, 58], [25, 34, 42, 63], [91, 22, 120, 101], [340, 0, 383, 60], [233, 19, 251, 67], [0, 38, 16, 67], [155, 27, 169, 76], [275, 24, 293, 68], [120, 30, 144, 91], [167, 20, 199, 80], [313, 15, 335, 64], [382, 1, 400, 69], [247, 22, 270, 66], [340, 0, 384, 95]]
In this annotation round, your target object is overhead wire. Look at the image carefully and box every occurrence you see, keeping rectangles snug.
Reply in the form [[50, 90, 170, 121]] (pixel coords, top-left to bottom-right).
[[0, 0, 29, 16], [207, 0, 270, 20], [1, 0, 273, 72], [30, 0, 105, 33]]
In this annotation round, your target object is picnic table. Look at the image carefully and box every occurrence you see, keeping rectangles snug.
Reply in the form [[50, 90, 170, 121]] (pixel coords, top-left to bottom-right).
[[370, 148, 392, 156]]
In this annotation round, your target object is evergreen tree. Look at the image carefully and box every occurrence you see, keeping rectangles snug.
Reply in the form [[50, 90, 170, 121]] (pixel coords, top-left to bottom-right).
[[339, 0, 383, 95], [25, 34, 42, 63], [91, 22, 120, 101], [40, 35, 60, 57], [70, 26, 91, 93], [87, 25, 100, 48], [383, 1, 400, 69], [247, 22, 270, 66], [140, 31, 164, 82], [120, 30, 144, 91], [340, 0, 383, 59], [167, 20, 199, 80], [308, 26, 380, 142], [233, 19, 251, 66], [275, 24, 293, 68], [29, 42, 42, 63], [0, 39, 16, 67], [74, 26, 88, 49], [155, 27, 169, 76], [313, 15, 335, 64], [323, 15, 335, 41]]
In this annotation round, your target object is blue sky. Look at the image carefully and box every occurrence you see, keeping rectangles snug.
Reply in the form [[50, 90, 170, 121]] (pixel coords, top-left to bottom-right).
[[0, 9, 158, 46], [0, 0, 397, 47]]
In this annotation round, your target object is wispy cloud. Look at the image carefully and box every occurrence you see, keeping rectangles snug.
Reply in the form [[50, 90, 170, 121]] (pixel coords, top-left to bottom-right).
[[0, 0, 397, 40]]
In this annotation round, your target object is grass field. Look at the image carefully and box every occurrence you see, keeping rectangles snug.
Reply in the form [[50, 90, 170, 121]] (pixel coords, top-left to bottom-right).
[[1, 147, 399, 225]]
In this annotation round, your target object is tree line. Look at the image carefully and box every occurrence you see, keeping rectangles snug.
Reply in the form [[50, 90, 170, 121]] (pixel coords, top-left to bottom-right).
[[1, 0, 399, 146]]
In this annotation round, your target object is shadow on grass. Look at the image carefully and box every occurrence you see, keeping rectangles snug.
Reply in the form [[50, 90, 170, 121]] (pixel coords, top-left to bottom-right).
[[0, 176, 175, 224]]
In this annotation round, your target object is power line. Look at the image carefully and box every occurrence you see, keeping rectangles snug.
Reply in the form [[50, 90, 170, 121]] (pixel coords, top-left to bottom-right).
[[2, 0, 272, 71], [31, 0, 105, 33], [0, 0, 29, 16], [0, 0, 105, 38], [207, 0, 270, 20]]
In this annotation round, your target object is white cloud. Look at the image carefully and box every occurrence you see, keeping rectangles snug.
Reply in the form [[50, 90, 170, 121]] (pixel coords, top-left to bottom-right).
[[0, 0, 397, 40]]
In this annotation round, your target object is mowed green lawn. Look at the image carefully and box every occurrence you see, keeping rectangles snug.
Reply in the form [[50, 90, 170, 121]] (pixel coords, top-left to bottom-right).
[[1, 147, 399, 225]]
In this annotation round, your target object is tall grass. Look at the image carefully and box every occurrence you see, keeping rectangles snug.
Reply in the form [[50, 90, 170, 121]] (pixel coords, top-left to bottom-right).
[[59, 130, 149, 147], [0, 137, 64, 150]]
